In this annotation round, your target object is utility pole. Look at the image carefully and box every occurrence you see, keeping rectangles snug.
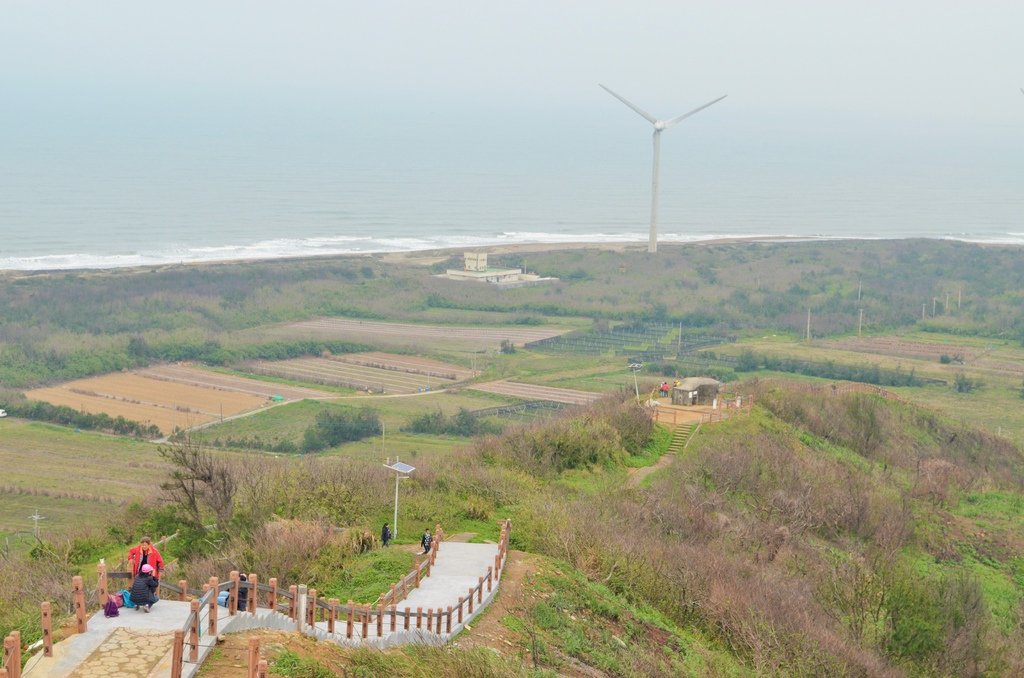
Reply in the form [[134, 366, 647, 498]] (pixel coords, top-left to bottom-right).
[[922, 303, 926, 320], [30, 509, 45, 538], [858, 308, 864, 338], [958, 286, 962, 311], [677, 322, 682, 356], [806, 309, 811, 343], [945, 292, 950, 314], [857, 279, 862, 303], [933, 298, 937, 315]]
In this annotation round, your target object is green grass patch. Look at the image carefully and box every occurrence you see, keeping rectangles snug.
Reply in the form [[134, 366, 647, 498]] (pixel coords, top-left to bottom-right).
[[314, 547, 416, 604]]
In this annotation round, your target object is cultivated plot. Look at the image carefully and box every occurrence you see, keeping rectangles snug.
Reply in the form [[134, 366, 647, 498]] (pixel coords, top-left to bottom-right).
[[279, 317, 567, 349], [25, 365, 334, 434], [245, 354, 465, 394], [467, 380, 605, 406]]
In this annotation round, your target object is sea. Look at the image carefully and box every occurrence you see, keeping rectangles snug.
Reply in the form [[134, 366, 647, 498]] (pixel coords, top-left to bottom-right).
[[2, 113, 1022, 272]]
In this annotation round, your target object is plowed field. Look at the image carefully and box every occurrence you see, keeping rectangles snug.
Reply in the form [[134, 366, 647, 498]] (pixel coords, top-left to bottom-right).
[[246, 356, 461, 394], [467, 380, 604, 405], [24, 365, 333, 434], [281, 317, 566, 348]]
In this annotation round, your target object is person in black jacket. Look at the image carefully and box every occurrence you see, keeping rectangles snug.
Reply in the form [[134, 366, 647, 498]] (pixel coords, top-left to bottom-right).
[[421, 528, 432, 554], [130, 564, 159, 612], [236, 573, 249, 612], [381, 522, 391, 547]]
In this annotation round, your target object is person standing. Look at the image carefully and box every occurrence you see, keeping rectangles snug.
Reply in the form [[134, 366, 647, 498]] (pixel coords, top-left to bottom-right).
[[381, 522, 392, 547], [420, 527, 432, 554], [128, 536, 164, 580], [129, 564, 159, 612]]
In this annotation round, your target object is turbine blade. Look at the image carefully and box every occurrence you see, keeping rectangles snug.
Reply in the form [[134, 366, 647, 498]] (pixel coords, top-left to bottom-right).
[[665, 95, 728, 128], [599, 84, 658, 124]]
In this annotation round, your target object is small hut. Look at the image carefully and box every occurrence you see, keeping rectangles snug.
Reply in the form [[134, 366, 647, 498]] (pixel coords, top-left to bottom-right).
[[672, 377, 722, 406]]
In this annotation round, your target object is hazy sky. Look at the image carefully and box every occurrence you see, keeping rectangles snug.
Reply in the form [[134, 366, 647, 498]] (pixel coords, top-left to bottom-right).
[[3, 1, 1022, 126]]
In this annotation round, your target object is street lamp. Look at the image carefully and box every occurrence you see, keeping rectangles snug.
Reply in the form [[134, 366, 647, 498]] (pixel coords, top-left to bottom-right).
[[628, 362, 643, 402], [383, 458, 415, 540]]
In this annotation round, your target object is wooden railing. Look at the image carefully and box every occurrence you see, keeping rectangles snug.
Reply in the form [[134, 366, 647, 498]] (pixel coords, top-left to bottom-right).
[[2, 629, 21, 678], [50, 521, 514, 677]]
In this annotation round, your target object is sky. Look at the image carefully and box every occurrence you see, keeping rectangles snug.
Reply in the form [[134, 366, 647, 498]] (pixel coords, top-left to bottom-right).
[[1, 0, 1022, 255], [3, 1, 1021, 133]]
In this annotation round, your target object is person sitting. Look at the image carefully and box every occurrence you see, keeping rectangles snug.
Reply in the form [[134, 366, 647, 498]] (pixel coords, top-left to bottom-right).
[[128, 536, 164, 580], [129, 564, 159, 612]]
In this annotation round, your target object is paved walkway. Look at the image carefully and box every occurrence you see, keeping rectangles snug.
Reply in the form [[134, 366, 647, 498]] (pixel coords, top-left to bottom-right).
[[25, 542, 504, 677], [25, 601, 193, 678]]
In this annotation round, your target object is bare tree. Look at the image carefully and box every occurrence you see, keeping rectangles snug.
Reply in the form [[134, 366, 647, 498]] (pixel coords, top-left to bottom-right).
[[159, 434, 236, 529]]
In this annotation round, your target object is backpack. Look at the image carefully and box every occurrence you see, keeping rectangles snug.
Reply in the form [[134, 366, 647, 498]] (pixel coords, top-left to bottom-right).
[[104, 597, 120, 617], [121, 588, 136, 609]]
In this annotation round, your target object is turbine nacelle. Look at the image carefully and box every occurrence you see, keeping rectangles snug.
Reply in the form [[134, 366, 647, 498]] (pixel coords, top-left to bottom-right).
[[653, 121, 666, 131]]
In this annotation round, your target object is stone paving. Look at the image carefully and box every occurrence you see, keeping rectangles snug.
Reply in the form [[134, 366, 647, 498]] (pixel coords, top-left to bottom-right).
[[66, 628, 173, 678]]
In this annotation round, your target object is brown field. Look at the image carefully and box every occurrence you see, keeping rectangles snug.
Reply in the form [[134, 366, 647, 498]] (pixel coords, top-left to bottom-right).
[[24, 365, 334, 434], [280, 317, 567, 348], [245, 356, 461, 394], [138, 364, 334, 400], [334, 352, 477, 381], [468, 380, 605, 405]]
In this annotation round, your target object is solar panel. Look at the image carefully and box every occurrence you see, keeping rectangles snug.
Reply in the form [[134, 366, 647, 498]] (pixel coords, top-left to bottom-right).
[[385, 461, 416, 474]]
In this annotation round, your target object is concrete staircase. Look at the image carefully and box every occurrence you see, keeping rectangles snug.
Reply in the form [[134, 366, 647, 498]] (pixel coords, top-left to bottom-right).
[[665, 422, 698, 454]]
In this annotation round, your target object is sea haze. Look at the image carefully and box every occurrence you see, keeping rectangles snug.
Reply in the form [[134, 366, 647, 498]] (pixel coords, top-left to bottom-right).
[[2, 106, 1022, 271]]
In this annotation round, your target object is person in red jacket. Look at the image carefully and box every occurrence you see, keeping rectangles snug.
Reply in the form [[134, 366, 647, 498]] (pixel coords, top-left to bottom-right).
[[128, 536, 164, 580]]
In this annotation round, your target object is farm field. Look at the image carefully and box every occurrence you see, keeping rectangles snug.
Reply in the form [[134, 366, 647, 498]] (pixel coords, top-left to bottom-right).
[[243, 352, 474, 394], [467, 380, 605, 405], [139, 365, 334, 400], [0, 418, 168, 538], [717, 333, 1024, 445], [198, 391, 518, 453], [273, 317, 569, 349], [24, 365, 334, 434]]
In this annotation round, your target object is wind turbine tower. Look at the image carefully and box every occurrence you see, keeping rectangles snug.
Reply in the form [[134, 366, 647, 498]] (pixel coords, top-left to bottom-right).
[[600, 84, 727, 253]]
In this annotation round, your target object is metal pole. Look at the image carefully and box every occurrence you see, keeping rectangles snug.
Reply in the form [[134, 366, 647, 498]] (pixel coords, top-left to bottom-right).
[[649, 129, 661, 254], [393, 470, 400, 540]]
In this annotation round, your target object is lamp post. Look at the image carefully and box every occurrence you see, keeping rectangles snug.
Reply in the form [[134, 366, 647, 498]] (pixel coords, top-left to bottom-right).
[[628, 362, 643, 402], [383, 459, 415, 540]]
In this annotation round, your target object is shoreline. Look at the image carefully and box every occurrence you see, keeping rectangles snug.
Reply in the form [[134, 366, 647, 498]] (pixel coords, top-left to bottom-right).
[[2, 235, 1022, 278]]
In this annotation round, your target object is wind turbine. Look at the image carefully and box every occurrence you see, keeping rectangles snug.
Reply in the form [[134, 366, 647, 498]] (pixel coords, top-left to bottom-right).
[[600, 84, 727, 253]]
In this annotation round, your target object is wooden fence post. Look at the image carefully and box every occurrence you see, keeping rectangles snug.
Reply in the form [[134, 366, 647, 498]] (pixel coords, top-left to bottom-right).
[[347, 601, 354, 639], [189, 600, 200, 662], [307, 589, 317, 627], [5, 632, 20, 678], [467, 587, 474, 614], [287, 585, 297, 620], [478, 577, 484, 604], [247, 637, 260, 678], [495, 554, 501, 577], [256, 659, 269, 678], [446, 606, 452, 634], [178, 579, 188, 602], [414, 562, 420, 587], [327, 599, 338, 634], [403, 607, 410, 631], [228, 571, 240, 615], [248, 574, 258, 612], [170, 630, 184, 678], [487, 567, 493, 592], [457, 597, 464, 624], [72, 576, 87, 633], [390, 604, 396, 632], [361, 605, 369, 639], [268, 578, 278, 613], [426, 607, 433, 632], [208, 577, 219, 636], [376, 603, 383, 637], [41, 602, 53, 657], [97, 561, 108, 606], [416, 607, 423, 629]]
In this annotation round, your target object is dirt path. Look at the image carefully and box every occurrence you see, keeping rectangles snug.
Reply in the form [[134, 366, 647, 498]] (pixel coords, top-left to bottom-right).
[[627, 452, 676, 487]]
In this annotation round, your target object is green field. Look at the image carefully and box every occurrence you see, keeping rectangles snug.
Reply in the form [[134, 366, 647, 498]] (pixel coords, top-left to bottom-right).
[[0, 418, 166, 536]]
